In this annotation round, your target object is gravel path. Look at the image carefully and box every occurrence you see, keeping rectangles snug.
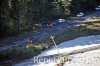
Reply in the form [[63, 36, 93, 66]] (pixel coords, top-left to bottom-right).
[[64, 49, 100, 66]]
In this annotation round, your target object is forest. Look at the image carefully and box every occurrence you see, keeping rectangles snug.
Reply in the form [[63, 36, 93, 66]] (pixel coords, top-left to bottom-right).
[[0, 0, 100, 37]]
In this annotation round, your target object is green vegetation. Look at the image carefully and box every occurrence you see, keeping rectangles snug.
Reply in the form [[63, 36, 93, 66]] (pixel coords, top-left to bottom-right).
[[0, 44, 48, 63]]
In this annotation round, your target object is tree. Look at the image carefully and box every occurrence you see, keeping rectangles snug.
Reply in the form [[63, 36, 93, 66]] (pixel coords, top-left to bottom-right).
[[70, 0, 100, 14]]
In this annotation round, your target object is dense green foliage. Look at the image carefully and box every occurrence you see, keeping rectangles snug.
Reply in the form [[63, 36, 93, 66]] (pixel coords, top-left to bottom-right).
[[70, 0, 100, 14], [0, 0, 100, 36]]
